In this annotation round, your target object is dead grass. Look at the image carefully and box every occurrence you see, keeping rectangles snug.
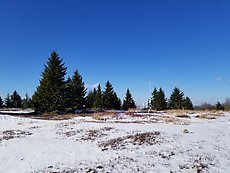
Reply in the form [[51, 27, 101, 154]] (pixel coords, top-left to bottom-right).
[[160, 116, 188, 125], [99, 132, 161, 150], [1, 130, 33, 141], [195, 112, 224, 120], [166, 109, 195, 114]]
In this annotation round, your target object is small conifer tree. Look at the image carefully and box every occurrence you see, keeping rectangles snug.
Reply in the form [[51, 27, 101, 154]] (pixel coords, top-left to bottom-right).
[[11, 90, 22, 108], [169, 87, 184, 109], [93, 84, 103, 109], [0, 96, 3, 108], [122, 89, 136, 110], [183, 96, 194, 110], [70, 69, 86, 110], [5, 94, 11, 108], [22, 93, 32, 109], [216, 101, 224, 111], [102, 81, 120, 110]]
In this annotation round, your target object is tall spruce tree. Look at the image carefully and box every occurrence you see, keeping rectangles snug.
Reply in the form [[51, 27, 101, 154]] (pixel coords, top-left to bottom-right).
[[122, 89, 136, 110], [169, 87, 184, 109], [93, 84, 103, 109], [102, 81, 120, 110], [0, 96, 3, 108], [70, 69, 86, 110], [183, 96, 194, 110], [10, 90, 22, 108], [32, 51, 67, 113], [5, 93, 11, 108]]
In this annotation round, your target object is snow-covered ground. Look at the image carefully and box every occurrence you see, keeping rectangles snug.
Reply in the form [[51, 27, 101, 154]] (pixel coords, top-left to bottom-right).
[[0, 112, 230, 173]]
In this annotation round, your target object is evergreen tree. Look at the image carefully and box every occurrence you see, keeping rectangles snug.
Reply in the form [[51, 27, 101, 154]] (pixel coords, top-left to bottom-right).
[[150, 87, 158, 110], [183, 96, 194, 110], [216, 101, 224, 111], [169, 87, 184, 109], [63, 77, 74, 112], [93, 84, 103, 109], [112, 92, 121, 110], [10, 90, 22, 108], [22, 93, 32, 109], [70, 69, 86, 110], [102, 81, 120, 110], [32, 51, 67, 113], [0, 96, 3, 108], [86, 88, 97, 109], [122, 88, 136, 110], [5, 93, 11, 108], [156, 88, 167, 111], [150, 88, 167, 111]]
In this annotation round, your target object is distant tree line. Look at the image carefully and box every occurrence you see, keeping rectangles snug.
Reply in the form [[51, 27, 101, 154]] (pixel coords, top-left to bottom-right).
[[0, 91, 32, 109], [1, 51, 228, 114], [149, 87, 194, 111]]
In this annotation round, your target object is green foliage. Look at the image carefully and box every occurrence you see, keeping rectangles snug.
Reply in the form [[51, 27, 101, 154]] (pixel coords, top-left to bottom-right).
[[150, 88, 158, 109], [150, 87, 167, 111], [63, 77, 73, 111], [0, 96, 3, 108], [102, 81, 121, 110], [93, 84, 103, 109], [122, 88, 136, 110], [5, 94, 11, 108], [32, 51, 67, 113], [169, 87, 184, 109], [10, 90, 22, 108], [22, 93, 32, 109], [86, 88, 97, 109], [216, 101, 224, 111], [70, 69, 86, 110], [183, 96, 194, 110]]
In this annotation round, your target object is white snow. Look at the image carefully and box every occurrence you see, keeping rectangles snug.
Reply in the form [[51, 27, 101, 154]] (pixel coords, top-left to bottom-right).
[[0, 112, 230, 173]]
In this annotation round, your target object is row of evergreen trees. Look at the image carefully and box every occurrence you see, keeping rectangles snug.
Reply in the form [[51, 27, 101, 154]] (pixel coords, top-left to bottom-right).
[[0, 91, 31, 109], [149, 87, 194, 111], [31, 51, 136, 113], [0, 51, 197, 113]]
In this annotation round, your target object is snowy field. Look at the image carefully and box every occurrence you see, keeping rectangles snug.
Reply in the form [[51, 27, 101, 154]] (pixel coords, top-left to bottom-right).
[[0, 112, 230, 173]]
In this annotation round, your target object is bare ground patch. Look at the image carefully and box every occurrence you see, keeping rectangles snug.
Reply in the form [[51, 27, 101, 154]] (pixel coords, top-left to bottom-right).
[[99, 132, 161, 150], [0, 130, 33, 141], [179, 155, 216, 173], [58, 127, 115, 141]]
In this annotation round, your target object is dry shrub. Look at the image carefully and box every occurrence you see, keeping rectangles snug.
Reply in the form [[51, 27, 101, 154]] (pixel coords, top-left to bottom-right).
[[195, 112, 224, 120], [176, 114, 191, 118], [38, 113, 78, 120], [160, 116, 183, 124], [92, 112, 119, 121], [195, 114, 216, 120], [167, 109, 194, 114]]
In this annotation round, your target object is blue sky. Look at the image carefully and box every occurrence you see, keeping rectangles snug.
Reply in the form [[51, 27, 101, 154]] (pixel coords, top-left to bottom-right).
[[0, 0, 230, 106]]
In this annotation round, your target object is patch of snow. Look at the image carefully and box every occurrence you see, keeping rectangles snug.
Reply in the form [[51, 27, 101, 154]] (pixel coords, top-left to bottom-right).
[[0, 113, 230, 172]]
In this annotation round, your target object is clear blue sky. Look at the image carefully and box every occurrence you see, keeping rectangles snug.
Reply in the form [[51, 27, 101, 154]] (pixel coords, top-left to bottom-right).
[[0, 0, 230, 106]]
